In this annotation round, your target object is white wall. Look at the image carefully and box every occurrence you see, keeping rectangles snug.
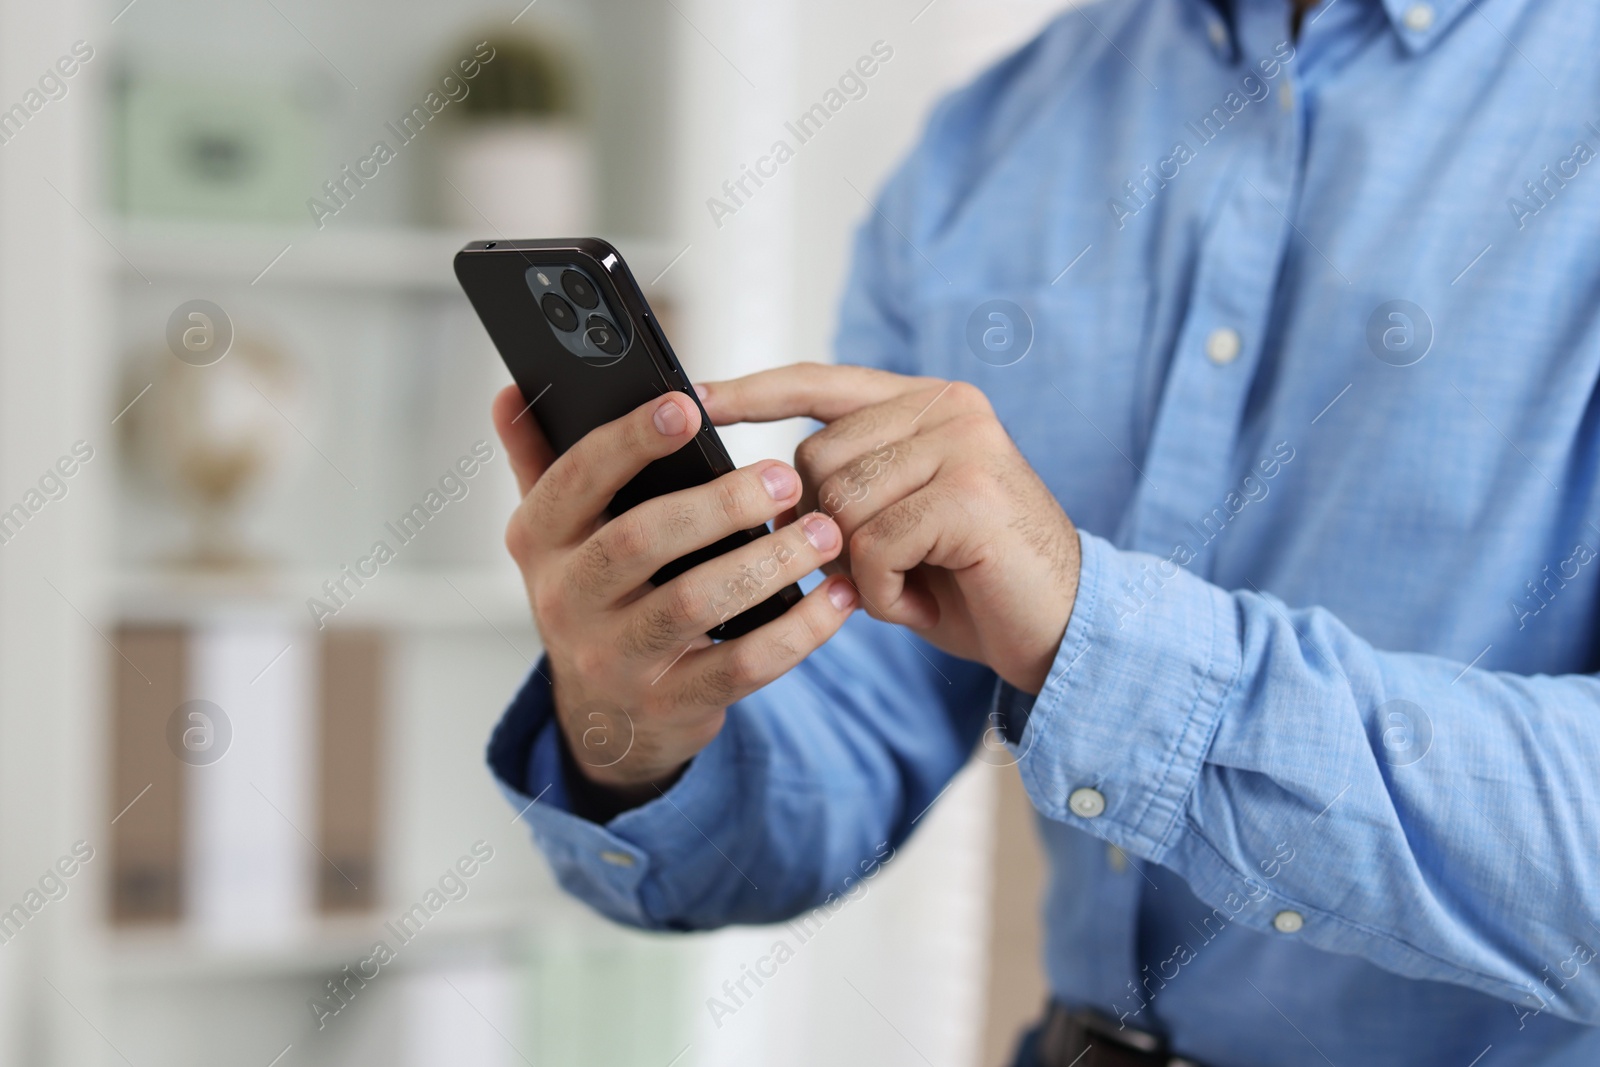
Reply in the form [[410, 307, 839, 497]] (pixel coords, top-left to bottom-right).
[[671, 0, 1071, 468], [666, 4, 1070, 1065], [0, 0, 110, 1063]]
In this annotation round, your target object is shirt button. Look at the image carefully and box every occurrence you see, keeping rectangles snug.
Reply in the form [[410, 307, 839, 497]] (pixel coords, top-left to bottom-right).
[[599, 850, 636, 867], [1206, 19, 1228, 49], [1068, 787, 1106, 818], [1106, 843, 1128, 873], [1205, 327, 1242, 365], [1278, 81, 1295, 112], [1273, 910, 1304, 934], [1403, 2, 1435, 31]]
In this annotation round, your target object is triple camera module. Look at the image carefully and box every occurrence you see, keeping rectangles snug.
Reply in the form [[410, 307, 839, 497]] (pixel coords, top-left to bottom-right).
[[526, 266, 628, 366]]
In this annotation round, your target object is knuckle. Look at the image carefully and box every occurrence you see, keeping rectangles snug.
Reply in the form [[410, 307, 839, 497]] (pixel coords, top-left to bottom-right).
[[664, 498, 700, 537], [945, 379, 990, 412], [841, 440, 897, 492], [604, 513, 654, 561], [620, 602, 682, 660], [714, 475, 753, 523], [785, 612, 826, 658], [660, 580, 706, 632], [647, 618, 689, 661], [948, 465, 998, 513], [848, 523, 881, 562], [721, 643, 766, 690], [686, 664, 740, 708], [568, 644, 608, 683], [768, 629, 803, 665], [529, 578, 564, 629], [803, 601, 835, 645], [719, 564, 766, 618], [566, 536, 615, 598], [773, 529, 805, 569], [817, 474, 849, 514], [871, 435, 905, 466], [855, 497, 921, 554], [521, 484, 553, 532], [951, 410, 1002, 444], [504, 511, 533, 562], [708, 571, 746, 622], [546, 451, 586, 505], [793, 433, 829, 478], [946, 462, 989, 497]]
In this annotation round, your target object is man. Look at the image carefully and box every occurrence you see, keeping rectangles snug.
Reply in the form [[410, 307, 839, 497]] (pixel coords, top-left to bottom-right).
[[486, 0, 1600, 1062]]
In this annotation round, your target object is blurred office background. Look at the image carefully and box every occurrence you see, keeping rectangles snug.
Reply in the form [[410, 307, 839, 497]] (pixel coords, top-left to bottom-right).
[[0, 0, 1075, 1063]]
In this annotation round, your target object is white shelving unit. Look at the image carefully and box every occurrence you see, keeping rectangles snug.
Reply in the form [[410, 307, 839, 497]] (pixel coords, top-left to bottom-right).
[[107, 904, 534, 983], [112, 564, 535, 631], [101, 160, 695, 1067], [112, 224, 683, 294], [99, 209, 639, 1065]]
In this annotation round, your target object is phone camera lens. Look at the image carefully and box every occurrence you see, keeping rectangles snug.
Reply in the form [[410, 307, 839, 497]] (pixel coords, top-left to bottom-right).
[[585, 315, 625, 356], [541, 293, 578, 332], [561, 270, 600, 309]]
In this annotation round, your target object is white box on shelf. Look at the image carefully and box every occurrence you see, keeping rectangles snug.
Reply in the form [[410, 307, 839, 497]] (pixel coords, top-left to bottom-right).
[[185, 620, 316, 945]]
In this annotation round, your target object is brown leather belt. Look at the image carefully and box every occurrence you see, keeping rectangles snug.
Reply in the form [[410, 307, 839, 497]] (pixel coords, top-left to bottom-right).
[[1034, 1004, 1211, 1067]]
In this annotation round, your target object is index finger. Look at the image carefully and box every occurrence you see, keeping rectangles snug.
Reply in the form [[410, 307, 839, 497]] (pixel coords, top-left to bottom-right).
[[698, 362, 935, 426], [520, 391, 702, 547]]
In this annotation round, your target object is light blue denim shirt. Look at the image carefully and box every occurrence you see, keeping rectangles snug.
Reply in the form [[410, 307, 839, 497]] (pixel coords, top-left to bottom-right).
[[488, 0, 1600, 1062]]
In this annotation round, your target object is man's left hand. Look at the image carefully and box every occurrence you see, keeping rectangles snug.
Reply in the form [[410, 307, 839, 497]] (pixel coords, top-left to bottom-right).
[[699, 363, 1080, 695]]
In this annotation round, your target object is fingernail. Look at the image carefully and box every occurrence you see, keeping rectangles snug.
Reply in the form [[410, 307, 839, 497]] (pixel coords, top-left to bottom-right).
[[803, 512, 839, 550], [761, 465, 798, 500], [828, 579, 857, 612], [653, 397, 687, 435], [693, 383, 708, 401]]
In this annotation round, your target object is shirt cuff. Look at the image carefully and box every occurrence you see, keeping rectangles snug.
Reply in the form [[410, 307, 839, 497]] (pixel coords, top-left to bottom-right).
[[1015, 528, 1241, 861], [485, 660, 752, 929], [993, 678, 1038, 745], [486, 658, 568, 808]]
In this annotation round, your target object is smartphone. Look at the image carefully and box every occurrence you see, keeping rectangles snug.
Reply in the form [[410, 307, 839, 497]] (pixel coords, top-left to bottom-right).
[[455, 237, 802, 640]]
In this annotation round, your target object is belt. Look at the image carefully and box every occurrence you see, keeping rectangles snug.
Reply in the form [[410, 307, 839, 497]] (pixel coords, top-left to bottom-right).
[[1033, 1003, 1210, 1067]]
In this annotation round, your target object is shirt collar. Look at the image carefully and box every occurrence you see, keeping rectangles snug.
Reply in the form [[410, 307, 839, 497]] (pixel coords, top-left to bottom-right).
[[1374, 0, 1475, 54], [1189, 0, 1487, 57]]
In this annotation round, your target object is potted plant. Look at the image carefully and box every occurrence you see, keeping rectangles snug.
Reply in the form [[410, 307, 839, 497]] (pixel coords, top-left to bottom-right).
[[439, 35, 593, 237]]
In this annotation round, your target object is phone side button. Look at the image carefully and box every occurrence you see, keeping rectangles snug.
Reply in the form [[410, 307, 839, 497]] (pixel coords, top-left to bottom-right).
[[643, 312, 670, 354], [642, 315, 680, 381]]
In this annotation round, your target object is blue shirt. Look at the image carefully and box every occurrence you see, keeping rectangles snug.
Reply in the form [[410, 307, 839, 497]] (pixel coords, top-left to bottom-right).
[[487, 0, 1600, 1062]]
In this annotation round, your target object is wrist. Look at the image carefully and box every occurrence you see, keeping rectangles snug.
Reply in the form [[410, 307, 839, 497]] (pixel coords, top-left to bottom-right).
[[554, 721, 686, 822], [1003, 624, 1067, 695], [562, 732, 686, 796], [549, 672, 697, 811], [1008, 525, 1081, 695]]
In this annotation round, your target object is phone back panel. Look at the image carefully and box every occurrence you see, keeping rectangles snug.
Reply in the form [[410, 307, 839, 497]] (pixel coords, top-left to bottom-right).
[[455, 238, 801, 638]]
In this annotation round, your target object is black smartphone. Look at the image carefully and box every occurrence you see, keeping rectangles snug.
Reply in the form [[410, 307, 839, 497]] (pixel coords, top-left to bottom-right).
[[455, 237, 802, 640]]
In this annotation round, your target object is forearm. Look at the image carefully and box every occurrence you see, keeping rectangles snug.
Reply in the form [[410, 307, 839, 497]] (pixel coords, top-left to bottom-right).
[[1018, 529, 1600, 1023], [491, 610, 994, 930]]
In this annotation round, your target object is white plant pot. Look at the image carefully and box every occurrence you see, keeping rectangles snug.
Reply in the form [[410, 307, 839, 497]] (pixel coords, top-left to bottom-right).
[[440, 120, 593, 238]]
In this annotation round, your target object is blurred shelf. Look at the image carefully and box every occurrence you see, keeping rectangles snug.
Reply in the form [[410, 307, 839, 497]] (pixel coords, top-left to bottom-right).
[[111, 223, 683, 293], [113, 565, 538, 632], [107, 903, 541, 983]]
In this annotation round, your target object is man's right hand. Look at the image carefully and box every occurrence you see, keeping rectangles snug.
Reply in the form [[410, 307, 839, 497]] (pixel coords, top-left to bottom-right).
[[492, 385, 858, 809]]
